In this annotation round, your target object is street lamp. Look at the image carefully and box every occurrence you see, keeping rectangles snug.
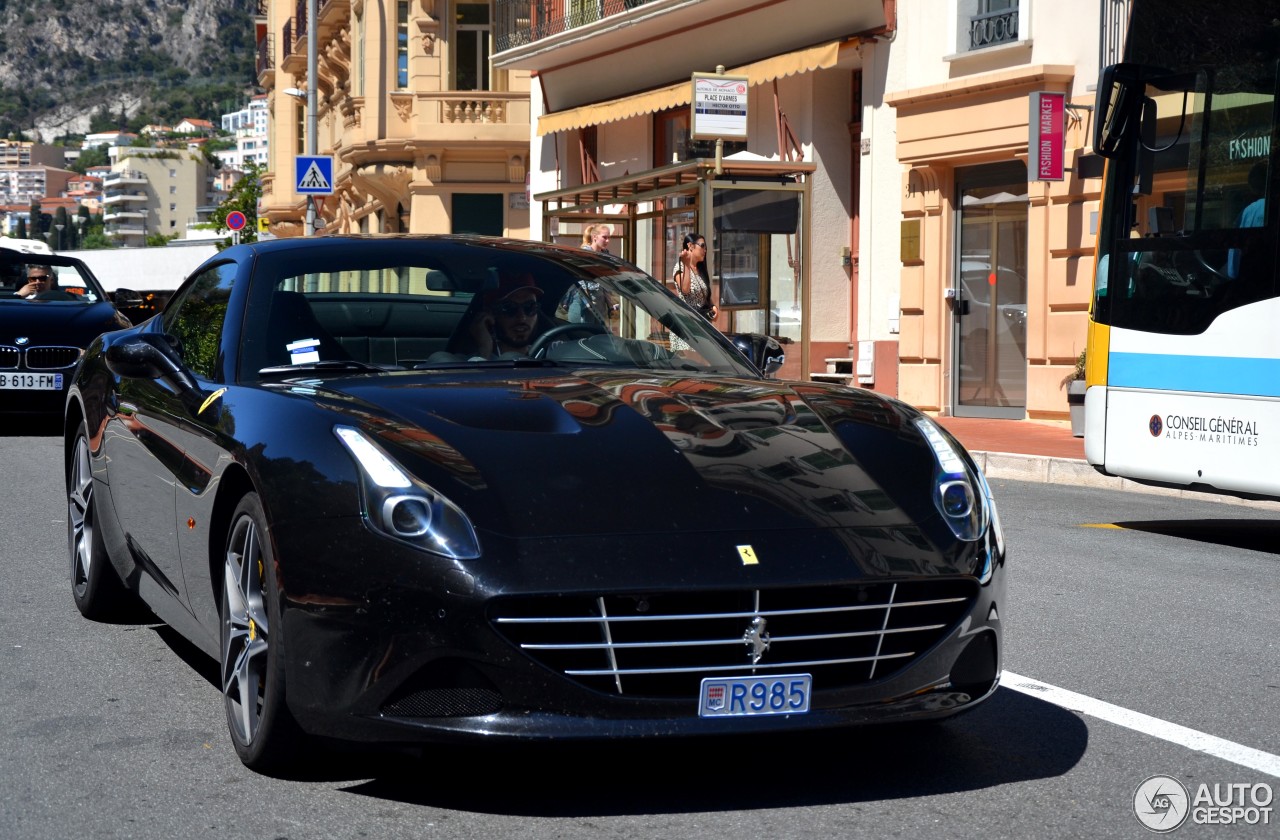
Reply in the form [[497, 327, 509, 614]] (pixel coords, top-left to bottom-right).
[[306, 0, 317, 236]]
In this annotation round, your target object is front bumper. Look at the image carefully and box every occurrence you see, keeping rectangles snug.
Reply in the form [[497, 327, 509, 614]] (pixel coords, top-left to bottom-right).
[[272, 518, 1006, 744]]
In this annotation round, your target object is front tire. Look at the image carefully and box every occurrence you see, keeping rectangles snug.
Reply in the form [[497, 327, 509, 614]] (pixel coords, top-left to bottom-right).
[[220, 492, 310, 772], [67, 423, 140, 621]]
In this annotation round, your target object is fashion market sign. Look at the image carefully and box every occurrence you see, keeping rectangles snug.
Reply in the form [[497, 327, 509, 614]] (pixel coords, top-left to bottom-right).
[[1028, 91, 1065, 181], [691, 72, 749, 141]]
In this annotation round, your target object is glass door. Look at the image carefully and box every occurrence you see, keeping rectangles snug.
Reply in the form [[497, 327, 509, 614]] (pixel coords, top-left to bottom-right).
[[954, 172, 1028, 417]]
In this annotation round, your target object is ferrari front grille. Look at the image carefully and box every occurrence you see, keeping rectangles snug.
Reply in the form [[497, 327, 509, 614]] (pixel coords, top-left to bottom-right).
[[492, 580, 975, 698], [25, 346, 81, 370]]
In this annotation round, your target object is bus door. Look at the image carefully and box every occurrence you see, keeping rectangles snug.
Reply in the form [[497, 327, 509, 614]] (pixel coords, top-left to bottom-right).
[[953, 173, 1029, 418]]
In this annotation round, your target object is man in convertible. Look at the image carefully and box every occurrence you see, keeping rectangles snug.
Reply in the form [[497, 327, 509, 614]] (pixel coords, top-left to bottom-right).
[[461, 272, 549, 358]]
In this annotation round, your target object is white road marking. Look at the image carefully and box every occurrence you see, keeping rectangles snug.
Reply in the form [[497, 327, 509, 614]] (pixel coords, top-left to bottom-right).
[[1003, 671, 1280, 778]]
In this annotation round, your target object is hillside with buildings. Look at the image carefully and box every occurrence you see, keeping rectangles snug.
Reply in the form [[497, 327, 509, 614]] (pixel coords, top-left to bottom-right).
[[0, 0, 254, 141]]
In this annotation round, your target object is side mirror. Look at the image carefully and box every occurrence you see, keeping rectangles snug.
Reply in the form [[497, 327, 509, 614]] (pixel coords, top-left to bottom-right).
[[104, 333, 205, 406], [728, 333, 786, 378], [1094, 63, 1140, 159], [113, 288, 145, 308]]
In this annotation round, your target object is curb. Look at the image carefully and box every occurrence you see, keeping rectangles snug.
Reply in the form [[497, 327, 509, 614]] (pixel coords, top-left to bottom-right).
[[970, 451, 1280, 511]]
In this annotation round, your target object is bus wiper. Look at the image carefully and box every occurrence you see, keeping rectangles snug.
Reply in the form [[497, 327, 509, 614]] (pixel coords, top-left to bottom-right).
[[258, 359, 392, 378]]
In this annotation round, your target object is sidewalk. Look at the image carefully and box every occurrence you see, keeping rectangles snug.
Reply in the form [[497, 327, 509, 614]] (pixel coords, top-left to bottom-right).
[[930, 414, 1106, 490], [931, 414, 1280, 508], [931, 415, 1083, 461]]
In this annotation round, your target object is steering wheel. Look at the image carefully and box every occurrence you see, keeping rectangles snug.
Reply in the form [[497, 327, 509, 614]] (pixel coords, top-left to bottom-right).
[[1171, 248, 1232, 288], [1193, 249, 1233, 283], [528, 323, 607, 358]]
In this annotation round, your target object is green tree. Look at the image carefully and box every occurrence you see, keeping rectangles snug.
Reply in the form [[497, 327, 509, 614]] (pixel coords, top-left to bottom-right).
[[53, 206, 70, 250], [15, 217, 27, 239], [28, 199, 49, 242], [209, 162, 263, 250], [81, 231, 115, 250], [71, 144, 110, 174], [145, 232, 179, 247]]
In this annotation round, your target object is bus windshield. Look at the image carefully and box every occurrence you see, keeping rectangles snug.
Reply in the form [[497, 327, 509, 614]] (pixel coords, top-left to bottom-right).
[[1093, 6, 1278, 336]]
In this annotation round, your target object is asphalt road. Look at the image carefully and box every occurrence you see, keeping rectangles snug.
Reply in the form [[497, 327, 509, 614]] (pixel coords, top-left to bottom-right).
[[1, 429, 1277, 839]]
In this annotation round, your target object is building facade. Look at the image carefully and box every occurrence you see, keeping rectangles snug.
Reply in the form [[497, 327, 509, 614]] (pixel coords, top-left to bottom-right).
[[493, 0, 887, 384], [490, 0, 1106, 419], [881, 0, 1107, 419], [258, 0, 533, 238], [254, 0, 1111, 420], [102, 150, 214, 246], [0, 140, 63, 169], [0, 166, 77, 206]]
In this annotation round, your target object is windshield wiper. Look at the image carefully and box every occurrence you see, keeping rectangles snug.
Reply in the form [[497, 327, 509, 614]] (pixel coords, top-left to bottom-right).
[[258, 359, 393, 378]]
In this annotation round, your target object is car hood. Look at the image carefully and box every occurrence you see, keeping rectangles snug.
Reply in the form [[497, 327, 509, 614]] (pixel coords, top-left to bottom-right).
[[303, 369, 949, 541], [0, 299, 127, 343]]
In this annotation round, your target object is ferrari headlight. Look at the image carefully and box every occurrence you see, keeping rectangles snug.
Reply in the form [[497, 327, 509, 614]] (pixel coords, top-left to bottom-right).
[[335, 425, 481, 560], [914, 417, 988, 543]]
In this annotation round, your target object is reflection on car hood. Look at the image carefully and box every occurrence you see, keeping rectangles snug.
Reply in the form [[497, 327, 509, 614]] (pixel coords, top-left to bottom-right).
[[0, 299, 127, 344], [307, 370, 944, 541]]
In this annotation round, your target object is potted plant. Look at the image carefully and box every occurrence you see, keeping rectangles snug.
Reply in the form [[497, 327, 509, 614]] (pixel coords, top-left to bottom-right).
[[1063, 350, 1086, 438]]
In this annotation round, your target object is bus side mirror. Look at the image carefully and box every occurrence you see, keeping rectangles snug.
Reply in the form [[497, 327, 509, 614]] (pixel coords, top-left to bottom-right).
[[1094, 64, 1138, 159]]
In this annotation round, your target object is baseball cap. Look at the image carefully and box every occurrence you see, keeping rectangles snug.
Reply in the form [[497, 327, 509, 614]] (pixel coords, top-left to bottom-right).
[[484, 271, 543, 307]]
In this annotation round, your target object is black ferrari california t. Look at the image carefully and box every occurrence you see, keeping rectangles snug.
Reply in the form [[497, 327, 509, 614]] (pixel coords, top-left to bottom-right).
[[1, 241, 132, 419], [63, 234, 1006, 772]]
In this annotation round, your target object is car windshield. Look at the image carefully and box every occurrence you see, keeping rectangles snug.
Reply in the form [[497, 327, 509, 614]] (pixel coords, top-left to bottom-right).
[[239, 240, 759, 381], [0, 253, 106, 304]]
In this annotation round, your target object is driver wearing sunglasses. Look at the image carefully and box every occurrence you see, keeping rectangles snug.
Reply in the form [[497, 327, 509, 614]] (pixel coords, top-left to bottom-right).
[[18, 265, 53, 299], [467, 271, 546, 357]]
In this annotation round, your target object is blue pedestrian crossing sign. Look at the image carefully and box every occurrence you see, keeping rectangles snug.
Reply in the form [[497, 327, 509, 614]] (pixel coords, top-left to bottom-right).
[[295, 155, 335, 195]]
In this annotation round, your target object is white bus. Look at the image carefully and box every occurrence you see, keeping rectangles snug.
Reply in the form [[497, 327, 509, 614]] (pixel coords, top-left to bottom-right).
[[1086, 0, 1280, 500]]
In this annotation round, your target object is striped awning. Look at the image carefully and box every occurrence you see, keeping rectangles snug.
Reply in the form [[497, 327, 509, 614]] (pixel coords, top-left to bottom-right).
[[537, 40, 847, 136]]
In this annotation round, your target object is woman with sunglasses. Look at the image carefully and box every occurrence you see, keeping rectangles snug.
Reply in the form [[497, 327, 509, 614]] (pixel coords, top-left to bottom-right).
[[672, 233, 717, 322]]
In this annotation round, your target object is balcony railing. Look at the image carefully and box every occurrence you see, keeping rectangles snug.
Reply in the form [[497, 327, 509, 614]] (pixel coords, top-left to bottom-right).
[[102, 191, 148, 204], [257, 34, 274, 78], [969, 7, 1019, 50], [295, 0, 308, 41], [495, 0, 654, 52], [283, 18, 294, 61], [435, 92, 519, 125], [103, 210, 146, 222], [102, 170, 147, 187]]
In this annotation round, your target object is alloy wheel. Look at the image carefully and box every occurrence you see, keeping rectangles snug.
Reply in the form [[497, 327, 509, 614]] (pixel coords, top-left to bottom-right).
[[68, 435, 94, 596], [221, 513, 271, 746]]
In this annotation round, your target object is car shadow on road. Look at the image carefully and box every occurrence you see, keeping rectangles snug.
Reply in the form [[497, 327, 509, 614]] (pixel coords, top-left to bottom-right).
[[0, 416, 60, 436], [1112, 519, 1280, 556], [337, 689, 1086, 815]]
